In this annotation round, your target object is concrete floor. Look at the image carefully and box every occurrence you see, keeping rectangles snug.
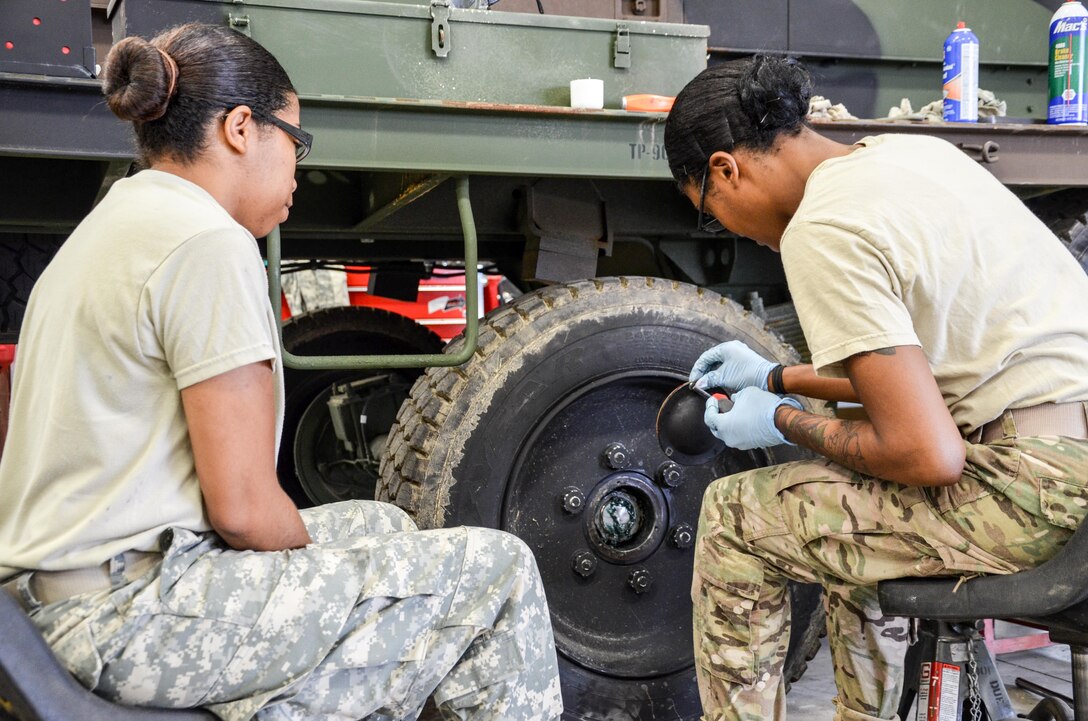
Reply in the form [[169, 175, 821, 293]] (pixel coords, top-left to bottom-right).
[[786, 623, 1074, 720]]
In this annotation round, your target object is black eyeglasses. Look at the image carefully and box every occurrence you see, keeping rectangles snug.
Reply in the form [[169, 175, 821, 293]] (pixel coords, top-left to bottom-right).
[[697, 163, 725, 234], [254, 112, 313, 163]]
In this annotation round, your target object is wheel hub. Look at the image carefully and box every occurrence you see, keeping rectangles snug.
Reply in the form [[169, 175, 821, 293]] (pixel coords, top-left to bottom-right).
[[502, 371, 768, 678], [294, 376, 410, 504], [596, 492, 639, 545], [585, 472, 667, 564]]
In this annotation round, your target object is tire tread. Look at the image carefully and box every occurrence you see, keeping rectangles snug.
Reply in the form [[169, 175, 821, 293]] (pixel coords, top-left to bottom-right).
[[0, 234, 65, 341]]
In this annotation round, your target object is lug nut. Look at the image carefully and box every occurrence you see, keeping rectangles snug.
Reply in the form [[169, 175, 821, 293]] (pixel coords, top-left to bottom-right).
[[603, 442, 631, 470], [656, 461, 683, 488], [561, 486, 586, 514], [572, 550, 597, 578], [671, 523, 695, 549], [628, 567, 652, 594]]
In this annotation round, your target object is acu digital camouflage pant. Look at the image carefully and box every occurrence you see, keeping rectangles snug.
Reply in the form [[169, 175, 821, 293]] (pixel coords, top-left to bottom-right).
[[694, 432, 1088, 721], [25, 500, 564, 720]]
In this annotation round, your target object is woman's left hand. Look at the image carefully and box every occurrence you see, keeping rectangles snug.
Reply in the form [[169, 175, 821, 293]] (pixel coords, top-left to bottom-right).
[[703, 387, 803, 450]]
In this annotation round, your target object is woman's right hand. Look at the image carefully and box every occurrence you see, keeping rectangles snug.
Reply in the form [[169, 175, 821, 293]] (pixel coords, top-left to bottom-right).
[[689, 340, 777, 392]]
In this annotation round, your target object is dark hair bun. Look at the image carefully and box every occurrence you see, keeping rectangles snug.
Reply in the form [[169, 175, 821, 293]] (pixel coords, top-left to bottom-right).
[[738, 55, 812, 133], [102, 36, 176, 123]]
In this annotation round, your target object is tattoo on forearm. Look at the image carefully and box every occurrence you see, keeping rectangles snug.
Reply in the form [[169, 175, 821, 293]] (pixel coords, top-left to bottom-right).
[[777, 406, 875, 476]]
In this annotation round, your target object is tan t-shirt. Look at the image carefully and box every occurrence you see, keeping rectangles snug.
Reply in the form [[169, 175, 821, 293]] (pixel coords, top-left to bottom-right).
[[782, 134, 1088, 434], [0, 170, 283, 580]]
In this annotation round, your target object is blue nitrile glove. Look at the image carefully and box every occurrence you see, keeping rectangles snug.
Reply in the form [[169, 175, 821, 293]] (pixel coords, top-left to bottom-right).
[[703, 387, 804, 450], [689, 340, 778, 392]]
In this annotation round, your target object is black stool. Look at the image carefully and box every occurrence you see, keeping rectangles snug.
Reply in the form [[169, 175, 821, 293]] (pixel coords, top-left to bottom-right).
[[0, 589, 216, 721], [879, 520, 1088, 721]]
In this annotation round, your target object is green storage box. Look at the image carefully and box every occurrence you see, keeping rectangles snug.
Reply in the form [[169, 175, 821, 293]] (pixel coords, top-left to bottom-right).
[[113, 0, 709, 108]]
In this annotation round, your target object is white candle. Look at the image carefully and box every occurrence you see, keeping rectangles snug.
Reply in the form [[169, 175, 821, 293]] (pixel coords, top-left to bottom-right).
[[570, 78, 604, 110]]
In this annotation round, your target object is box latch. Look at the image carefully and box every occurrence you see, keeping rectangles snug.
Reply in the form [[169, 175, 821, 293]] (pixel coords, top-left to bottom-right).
[[614, 23, 631, 69], [431, 0, 452, 58]]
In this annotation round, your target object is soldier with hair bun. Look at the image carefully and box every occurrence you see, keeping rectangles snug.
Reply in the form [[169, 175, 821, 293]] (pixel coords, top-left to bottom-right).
[[665, 55, 1088, 721], [0, 22, 562, 720]]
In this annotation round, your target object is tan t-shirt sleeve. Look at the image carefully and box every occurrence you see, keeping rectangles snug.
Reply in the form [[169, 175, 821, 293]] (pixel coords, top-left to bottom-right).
[[782, 220, 922, 378], [139, 228, 279, 389]]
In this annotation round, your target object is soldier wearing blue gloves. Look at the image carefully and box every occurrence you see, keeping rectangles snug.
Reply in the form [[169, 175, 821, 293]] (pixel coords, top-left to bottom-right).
[[664, 56, 1088, 721], [691, 341, 802, 450]]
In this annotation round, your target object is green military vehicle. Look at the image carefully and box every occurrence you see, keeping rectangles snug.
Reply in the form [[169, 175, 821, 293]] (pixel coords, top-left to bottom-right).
[[1, 1, 1086, 718]]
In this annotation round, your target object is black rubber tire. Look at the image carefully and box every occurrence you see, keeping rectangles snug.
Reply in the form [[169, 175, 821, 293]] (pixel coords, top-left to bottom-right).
[[377, 277, 826, 721], [279, 306, 444, 508], [0, 234, 65, 343], [1027, 189, 1088, 275]]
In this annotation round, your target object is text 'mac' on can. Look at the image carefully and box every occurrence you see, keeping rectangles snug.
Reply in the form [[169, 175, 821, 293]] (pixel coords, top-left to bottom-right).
[[943, 21, 979, 123], [1049, 0, 1088, 125]]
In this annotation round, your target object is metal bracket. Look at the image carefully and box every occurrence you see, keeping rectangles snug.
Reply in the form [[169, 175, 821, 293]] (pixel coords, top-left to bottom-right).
[[228, 13, 252, 37], [431, 0, 452, 58], [520, 179, 612, 283], [614, 23, 631, 69], [958, 140, 1000, 164], [268, 177, 479, 370]]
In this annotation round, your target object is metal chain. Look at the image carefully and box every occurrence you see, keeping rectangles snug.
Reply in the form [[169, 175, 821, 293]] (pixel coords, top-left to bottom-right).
[[963, 626, 983, 721]]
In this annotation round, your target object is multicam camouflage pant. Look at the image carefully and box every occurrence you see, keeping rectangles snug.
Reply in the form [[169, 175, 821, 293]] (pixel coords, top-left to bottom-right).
[[26, 501, 563, 721], [694, 431, 1088, 721]]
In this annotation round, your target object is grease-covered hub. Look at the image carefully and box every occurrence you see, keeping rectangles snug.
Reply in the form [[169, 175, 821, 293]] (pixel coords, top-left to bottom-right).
[[595, 491, 640, 545], [585, 472, 666, 564]]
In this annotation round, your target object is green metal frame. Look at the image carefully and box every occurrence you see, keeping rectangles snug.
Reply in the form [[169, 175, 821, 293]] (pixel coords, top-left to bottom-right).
[[814, 120, 1088, 188], [296, 93, 673, 180], [267, 176, 479, 370]]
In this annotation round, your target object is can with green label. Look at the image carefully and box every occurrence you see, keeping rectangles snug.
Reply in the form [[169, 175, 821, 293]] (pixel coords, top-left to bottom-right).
[[1049, 0, 1088, 125]]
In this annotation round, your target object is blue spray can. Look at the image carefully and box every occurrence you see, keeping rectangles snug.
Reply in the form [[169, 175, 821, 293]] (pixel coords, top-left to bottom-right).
[[1048, 0, 1088, 125], [943, 22, 980, 122]]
